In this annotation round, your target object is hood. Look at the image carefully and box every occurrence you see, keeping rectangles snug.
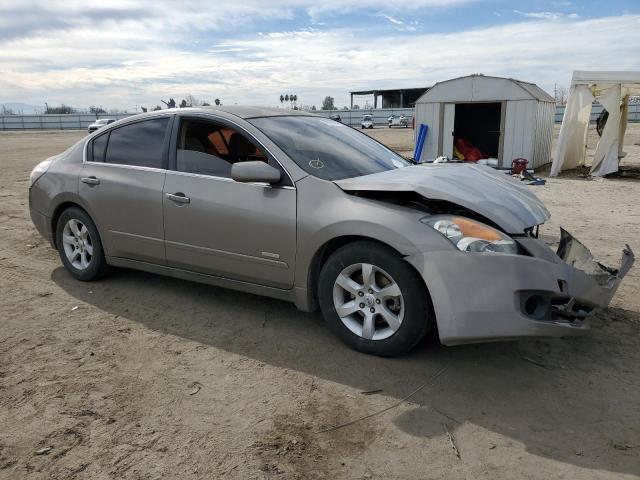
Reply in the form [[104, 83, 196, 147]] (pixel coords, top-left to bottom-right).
[[334, 163, 550, 234]]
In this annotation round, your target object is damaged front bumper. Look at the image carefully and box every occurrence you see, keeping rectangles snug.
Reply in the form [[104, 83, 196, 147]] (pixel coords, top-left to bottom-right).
[[555, 229, 634, 307], [405, 229, 634, 346]]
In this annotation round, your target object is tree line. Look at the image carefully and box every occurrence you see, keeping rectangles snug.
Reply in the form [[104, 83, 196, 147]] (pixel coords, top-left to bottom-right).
[[30, 95, 223, 115], [277, 95, 353, 111], [2, 93, 381, 116]]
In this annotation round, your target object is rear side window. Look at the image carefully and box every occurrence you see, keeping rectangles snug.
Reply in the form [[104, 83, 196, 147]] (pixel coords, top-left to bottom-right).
[[105, 117, 169, 168], [91, 132, 108, 162]]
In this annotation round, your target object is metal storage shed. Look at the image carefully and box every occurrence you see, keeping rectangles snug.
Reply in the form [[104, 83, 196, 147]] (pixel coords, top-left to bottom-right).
[[414, 74, 556, 168]]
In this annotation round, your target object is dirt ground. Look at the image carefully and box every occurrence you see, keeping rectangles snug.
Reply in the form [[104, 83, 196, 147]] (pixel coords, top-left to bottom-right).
[[1, 126, 639, 480]]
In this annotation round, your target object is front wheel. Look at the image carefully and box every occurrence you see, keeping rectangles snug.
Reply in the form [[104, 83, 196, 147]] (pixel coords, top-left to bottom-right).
[[56, 207, 108, 281], [318, 241, 432, 356]]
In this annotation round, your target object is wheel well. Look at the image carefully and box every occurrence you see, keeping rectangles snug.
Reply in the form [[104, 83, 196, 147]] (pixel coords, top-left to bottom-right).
[[50, 202, 87, 248], [309, 235, 438, 340], [307, 236, 408, 309]]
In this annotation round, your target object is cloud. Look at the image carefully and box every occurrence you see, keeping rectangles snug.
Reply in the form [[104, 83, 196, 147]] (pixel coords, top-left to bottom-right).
[[0, 0, 472, 36], [376, 13, 418, 31], [0, 0, 297, 41], [306, 0, 476, 20], [378, 13, 404, 25], [263, 28, 318, 38], [514, 10, 580, 21], [0, 2, 638, 109]]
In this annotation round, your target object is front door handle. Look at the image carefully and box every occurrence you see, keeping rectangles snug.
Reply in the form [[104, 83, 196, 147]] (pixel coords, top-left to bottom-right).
[[166, 192, 190, 204], [81, 176, 100, 185]]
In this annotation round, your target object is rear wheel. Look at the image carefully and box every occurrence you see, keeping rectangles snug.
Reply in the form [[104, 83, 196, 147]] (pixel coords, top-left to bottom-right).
[[318, 241, 432, 356], [56, 207, 108, 281]]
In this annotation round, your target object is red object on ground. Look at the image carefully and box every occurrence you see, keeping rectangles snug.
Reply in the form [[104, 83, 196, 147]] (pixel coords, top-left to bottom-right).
[[511, 158, 528, 174], [465, 149, 484, 162], [455, 138, 487, 162]]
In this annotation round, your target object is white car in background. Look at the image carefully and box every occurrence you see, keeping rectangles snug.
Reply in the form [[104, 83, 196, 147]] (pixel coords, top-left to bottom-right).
[[387, 115, 409, 128], [87, 118, 115, 133], [361, 114, 374, 129]]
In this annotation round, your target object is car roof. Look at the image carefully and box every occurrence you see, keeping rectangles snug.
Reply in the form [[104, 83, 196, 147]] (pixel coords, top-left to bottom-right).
[[99, 107, 319, 130], [191, 106, 317, 119]]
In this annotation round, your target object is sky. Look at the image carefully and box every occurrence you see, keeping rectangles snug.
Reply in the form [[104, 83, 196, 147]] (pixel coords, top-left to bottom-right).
[[1, 0, 639, 111]]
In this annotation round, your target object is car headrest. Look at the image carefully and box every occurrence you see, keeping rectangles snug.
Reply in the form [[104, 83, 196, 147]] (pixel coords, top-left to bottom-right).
[[185, 136, 207, 153], [228, 132, 256, 157]]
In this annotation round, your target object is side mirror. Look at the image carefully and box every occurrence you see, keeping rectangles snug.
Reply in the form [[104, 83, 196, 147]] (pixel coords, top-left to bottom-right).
[[231, 161, 281, 184]]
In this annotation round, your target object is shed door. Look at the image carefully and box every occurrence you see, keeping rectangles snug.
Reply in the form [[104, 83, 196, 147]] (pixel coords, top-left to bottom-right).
[[442, 103, 455, 158]]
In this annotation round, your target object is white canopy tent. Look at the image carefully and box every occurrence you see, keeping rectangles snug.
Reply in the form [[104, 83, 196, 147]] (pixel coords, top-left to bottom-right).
[[550, 71, 640, 177]]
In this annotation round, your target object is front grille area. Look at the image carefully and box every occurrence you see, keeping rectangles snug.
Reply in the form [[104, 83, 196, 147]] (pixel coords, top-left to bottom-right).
[[519, 291, 594, 322], [550, 297, 594, 321]]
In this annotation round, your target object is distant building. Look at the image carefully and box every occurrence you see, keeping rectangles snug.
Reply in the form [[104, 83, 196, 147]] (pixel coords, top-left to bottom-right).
[[349, 87, 429, 109]]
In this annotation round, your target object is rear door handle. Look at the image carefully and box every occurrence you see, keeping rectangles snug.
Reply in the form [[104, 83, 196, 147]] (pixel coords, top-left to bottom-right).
[[165, 192, 190, 204], [81, 176, 100, 185]]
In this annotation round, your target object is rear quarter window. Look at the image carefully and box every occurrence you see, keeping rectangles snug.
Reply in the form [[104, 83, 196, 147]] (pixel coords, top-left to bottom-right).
[[91, 132, 109, 162], [105, 117, 170, 168]]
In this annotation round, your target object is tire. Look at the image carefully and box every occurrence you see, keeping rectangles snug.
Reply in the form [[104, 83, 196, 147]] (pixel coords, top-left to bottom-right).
[[318, 241, 432, 356], [55, 207, 108, 281]]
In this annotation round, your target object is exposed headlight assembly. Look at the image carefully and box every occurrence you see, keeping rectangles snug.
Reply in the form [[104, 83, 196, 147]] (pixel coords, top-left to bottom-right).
[[422, 215, 518, 254], [29, 158, 53, 187]]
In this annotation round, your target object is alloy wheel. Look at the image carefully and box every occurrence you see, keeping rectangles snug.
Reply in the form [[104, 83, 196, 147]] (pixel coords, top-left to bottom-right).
[[332, 263, 404, 340], [62, 218, 93, 270]]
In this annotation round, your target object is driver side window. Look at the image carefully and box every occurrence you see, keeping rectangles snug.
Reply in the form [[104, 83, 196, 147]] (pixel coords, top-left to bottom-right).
[[177, 119, 268, 178]]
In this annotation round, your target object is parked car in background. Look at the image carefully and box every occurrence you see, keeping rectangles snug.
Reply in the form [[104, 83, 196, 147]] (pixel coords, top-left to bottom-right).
[[361, 114, 374, 129], [329, 114, 342, 122], [87, 118, 115, 133], [387, 114, 409, 128], [29, 107, 634, 357]]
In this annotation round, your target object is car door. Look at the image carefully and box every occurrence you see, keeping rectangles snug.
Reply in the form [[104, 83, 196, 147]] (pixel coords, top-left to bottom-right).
[[162, 116, 296, 289], [79, 116, 172, 264]]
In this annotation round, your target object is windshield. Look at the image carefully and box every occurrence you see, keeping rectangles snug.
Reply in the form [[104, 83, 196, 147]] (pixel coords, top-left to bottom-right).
[[249, 116, 410, 181]]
